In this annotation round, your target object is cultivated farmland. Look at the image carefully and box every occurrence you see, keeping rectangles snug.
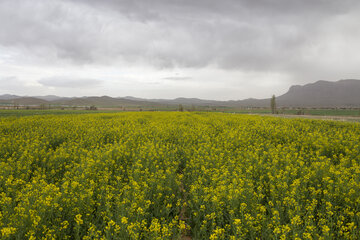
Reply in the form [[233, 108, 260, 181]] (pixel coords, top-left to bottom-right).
[[0, 112, 359, 239]]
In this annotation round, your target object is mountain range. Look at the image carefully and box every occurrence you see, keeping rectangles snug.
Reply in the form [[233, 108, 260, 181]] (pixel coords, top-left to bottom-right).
[[1, 79, 359, 108]]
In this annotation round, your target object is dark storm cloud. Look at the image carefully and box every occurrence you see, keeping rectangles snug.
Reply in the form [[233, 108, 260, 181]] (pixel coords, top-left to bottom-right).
[[0, 0, 359, 75], [38, 77, 102, 88]]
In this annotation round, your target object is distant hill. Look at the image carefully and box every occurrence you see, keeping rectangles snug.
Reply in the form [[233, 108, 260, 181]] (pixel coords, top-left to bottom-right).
[[121, 79, 360, 108], [0, 97, 49, 105], [0, 94, 20, 100], [275, 79, 360, 107], [52, 96, 166, 107], [149, 97, 227, 106], [1, 79, 359, 108], [231, 79, 360, 108], [34, 95, 71, 101]]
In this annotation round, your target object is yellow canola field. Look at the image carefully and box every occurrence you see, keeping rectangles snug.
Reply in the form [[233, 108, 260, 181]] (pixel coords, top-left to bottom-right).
[[0, 112, 359, 239]]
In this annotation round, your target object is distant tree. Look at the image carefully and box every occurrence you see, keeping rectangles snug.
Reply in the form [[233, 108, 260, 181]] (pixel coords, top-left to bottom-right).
[[296, 108, 304, 115], [13, 102, 19, 110], [89, 105, 97, 110], [271, 95, 277, 114], [179, 104, 184, 112]]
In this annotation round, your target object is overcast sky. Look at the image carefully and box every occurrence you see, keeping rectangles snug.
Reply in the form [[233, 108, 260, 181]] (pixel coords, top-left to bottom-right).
[[1, 0, 360, 100]]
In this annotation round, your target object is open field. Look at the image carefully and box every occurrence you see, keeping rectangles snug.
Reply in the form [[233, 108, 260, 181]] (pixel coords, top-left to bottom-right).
[[226, 108, 360, 116], [293, 109, 360, 116], [1, 112, 360, 239], [272, 114, 360, 123], [0, 109, 121, 118], [1, 108, 360, 118]]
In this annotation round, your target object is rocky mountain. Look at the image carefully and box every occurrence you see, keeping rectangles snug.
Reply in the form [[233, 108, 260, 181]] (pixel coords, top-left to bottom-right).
[[276, 79, 360, 107]]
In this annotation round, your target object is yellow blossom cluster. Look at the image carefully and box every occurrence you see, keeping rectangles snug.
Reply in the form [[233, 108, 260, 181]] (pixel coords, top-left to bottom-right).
[[0, 112, 359, 239]]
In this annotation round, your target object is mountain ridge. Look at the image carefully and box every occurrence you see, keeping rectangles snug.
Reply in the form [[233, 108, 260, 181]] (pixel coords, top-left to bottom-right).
[[1, 79, 359, 108]]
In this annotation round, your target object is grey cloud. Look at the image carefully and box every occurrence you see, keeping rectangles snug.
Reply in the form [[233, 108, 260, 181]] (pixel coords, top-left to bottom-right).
[[38, 77, 102, 88], [163, 77, 192, 81], [0, 76, 24, 90], [0, 0, 360, 77], [0, 76, 48, 95], [0, 76, 18, 83], [74, 0, 355, 20]]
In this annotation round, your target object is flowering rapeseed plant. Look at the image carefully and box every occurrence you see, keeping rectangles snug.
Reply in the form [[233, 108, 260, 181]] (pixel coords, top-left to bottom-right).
[[0, 112, 359, 239]]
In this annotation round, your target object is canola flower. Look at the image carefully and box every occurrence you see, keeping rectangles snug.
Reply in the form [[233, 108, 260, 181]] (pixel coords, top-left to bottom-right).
[[0, 112, 359, 239]]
